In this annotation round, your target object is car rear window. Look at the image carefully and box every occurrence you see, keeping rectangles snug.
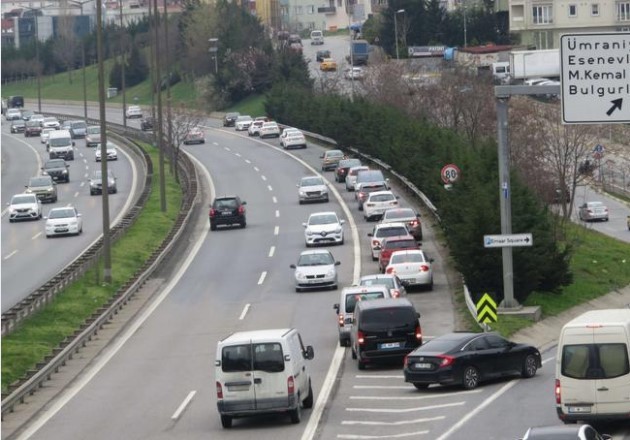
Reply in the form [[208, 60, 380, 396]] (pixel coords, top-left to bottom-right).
[[215, 199, 238, 209], [360, 307, 417, 330], [384, 209, 415, 221], [376, 227, 408, 238], [361, 278, 395, 289], [561, 343, 629, 379], [357, 170, 385, 183], [386, 239, 417, 249], [222, 343, 285, 373], [345, 291, 385, 313]]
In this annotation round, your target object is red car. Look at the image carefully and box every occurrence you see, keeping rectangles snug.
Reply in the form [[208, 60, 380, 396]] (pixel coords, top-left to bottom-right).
[[377, 235, 420, 273]]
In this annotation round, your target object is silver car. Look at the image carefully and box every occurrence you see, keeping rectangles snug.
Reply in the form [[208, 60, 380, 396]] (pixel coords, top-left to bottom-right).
[[7, 193, 42, 222], [290, 249, 340, 292], [578, 201, 609, 222], [297, 176, 329, 204], [303, 211, 345, 247]]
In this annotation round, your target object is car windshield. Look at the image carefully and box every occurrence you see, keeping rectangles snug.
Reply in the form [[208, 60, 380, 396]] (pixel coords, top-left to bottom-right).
[[29, 177, 52, 187], [42, 128, 54, 134], [390, 252, 425, 264], [349, 167, 369, 176], [358, 171, 385, 182], [298, 252, 334, 266], [587, 202, 604, 208], [309, 214, 338, 225], [49, 208, 75, 219], [384, 209, 415, 220], [45, 160, 65, 169], [361, 277, 395, 289], [345, 292, 385, 313], [301, 177, 324, 187], [339, 159, 361, 168], [418, 338, 462, 353], [43, 117, 57, 123], [87, 126, 100, 134], [12, 195, 36, 205], [215, 199, 238, 209], [72, 122, 87, 129], [376, 227, 408, 238], [327, 151, 344, 158]]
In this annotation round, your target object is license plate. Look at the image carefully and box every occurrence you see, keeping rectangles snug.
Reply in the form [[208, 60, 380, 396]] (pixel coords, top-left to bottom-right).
[[414, 363, 432, 369], [55, 228, 68, 232], [379, 342, 401, 349], [567, 406, 591, 413], [221, 211, 232, 215]]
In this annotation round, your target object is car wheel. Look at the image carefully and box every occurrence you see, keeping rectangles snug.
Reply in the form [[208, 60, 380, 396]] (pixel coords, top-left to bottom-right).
[[351, 347, 357, 359], [9, 219, 14, 223], [46, 234, 51, 238], [427, 278, 434, 291], [521, 354, 538, 378], [324, 196, 329, 203], [358, 204, 363, 211], [210, 223, 217, 231], [220, 415, 233, 429], [303, 381, 314, 409], [295, 287, 302, 293], [240, 221, 246, 228], [413, 383, 429, 390], [462, 366, 480, 390], [289, 401, 302, 424]]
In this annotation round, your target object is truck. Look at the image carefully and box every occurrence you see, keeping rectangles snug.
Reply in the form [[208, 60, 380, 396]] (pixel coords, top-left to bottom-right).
[[346, 40, 370, 66], [509, 49, 560, 81]]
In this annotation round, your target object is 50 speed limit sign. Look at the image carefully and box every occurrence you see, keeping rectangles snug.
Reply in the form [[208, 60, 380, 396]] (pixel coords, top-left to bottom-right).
[[441, 164, 461, 184]]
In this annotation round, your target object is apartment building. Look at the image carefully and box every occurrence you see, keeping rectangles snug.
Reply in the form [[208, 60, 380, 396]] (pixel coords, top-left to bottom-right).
[[509, 0, 630, 49], [277, 0, 371, 33]]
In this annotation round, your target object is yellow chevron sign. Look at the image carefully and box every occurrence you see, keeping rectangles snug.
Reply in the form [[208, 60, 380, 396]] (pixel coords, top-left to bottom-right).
[[476, 293, 498, 323]]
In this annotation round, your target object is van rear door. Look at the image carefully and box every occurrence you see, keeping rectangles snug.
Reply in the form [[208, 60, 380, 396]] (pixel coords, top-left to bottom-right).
[[251, 342, 291, 411], [219, 343, 256, 413], [558, 326, 598, 416], [592, 326, 630, 417]]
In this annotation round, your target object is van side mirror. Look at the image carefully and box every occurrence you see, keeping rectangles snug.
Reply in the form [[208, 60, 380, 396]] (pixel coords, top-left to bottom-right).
[[304, 345, 315, 360]]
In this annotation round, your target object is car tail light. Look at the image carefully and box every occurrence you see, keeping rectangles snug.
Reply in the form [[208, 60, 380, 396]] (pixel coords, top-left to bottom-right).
[[238, 206, 245, 215], [437, 355, 454, 367], [216, 381, 223, 399], [209, 208, 216, 218], [555, 379, 561, 404], [420, 264, 430, 272], [372, 240, 380, 247], [403, 355, 409, 368], [415, 325, 422, 342], [385, 267, 396, 274], [409, 220, 418, 227], [288, 376, 295, 395], [338, 314, 344, 326], [357, 331, 365, 345], [391, 289, 400, 298]]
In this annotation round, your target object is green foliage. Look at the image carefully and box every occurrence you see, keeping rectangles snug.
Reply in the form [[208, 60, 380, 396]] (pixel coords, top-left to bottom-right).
[[125, 44, 149, 88]]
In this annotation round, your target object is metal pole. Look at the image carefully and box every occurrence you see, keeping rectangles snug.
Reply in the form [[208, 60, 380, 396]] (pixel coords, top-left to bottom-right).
[[496, 96, 518, 308], [394, 12, 399, 61], [463, 5, 467, 48], [35, 15, 42, 113], [164, 0, 173, 174], [120, 0, 127, 129], [82, 45, 87, 120], [153, 0, 166, 212], [96, 0, 112, 283]]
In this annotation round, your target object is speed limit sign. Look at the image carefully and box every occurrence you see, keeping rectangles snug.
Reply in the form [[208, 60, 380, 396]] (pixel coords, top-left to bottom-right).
[[441, 164, 461, 184]]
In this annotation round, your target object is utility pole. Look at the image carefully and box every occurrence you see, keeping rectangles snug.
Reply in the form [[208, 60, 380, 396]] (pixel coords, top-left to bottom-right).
[[164, 0, 173, 173], [22, 6, 47, 113], [153, 0, 166, 212], [120, 0, 127, 129], [67, 0, 91, 120]]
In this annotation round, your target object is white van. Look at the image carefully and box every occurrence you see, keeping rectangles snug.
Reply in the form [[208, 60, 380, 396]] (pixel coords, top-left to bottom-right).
[[333, 285, 391, 346], [48, 129, 75, 160], [310, 30, 324, 45], [215, 328, 315, 428], [555, 309, 630, 424]]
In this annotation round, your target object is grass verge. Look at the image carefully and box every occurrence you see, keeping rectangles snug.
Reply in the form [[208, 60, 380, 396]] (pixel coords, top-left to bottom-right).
[[1, 143, 182, 393], [228, 94, 266, 117]]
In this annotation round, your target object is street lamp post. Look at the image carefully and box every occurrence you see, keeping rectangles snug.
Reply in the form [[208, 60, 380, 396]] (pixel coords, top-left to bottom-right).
[[394, 9, 405, 61]]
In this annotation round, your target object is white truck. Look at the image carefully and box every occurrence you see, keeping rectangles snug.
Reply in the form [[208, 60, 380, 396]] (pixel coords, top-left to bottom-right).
[[509, 49, 560, 81]]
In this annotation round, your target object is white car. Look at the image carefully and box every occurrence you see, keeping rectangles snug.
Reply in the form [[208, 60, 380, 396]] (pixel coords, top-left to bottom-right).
[[297, 175, 329, 204], [5, 108, 21, 121], [359, 273, 407, 298], [41, 117, 60, 129], [7, 193, 42, 222], [234, 115, 253, 131], [95, 142, 118, 161], [280, 128, 307, 149], [367, 222, 410, 261], [40, 128, 56, 144], [45, 206, 83, 237], [248, 120, 264, 136], [259, 121, 280, 138], [303, 211, 345, 247], [290, 249, 340, 292], [125, 105, 143, 119], [385, 250, 433, 289], [30, 114, 45, 125], [363, 190, 399, 221], [345, 165, 369, 191]]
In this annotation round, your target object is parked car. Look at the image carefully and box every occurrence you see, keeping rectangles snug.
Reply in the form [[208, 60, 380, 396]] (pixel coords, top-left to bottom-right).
[[377, 235, 420, 273], [24, 120, 42, 137], [25, 175, 58, 203], [520, 424, 611, 440], [335, 158, 362, 183], [125, 105, 143, 118], [345, 166, 369, 191], [290, 249, 340, 292], [316, 49, 331, 62], [42, 117, 61, 130], [40, 128, 55, 144], [404, 332, 541, 390], [381, 207, 423, 241], [209, 196, 246, 230], [385, 249, 433, 290], [89, 169, 117, 195], [320, 149, 346, 171], [320, 58, 338, 71], [41, 158, 70, 183], [333, 285, 392, 346], [578, 201, 609, 222], [68, 120, 88, 138], [303, 211, 345, 247], [297, 176, 329, 204], [222, 112, 240, 127], [95, 142, 118, 161], [363, 190, 399, 221], [359, 273, 407, 298], [45, 206, 83, 237], [248, 120, 264, 136], [280, 129, 307, 149], [10, 120, 26, 133], [84, 125, 101, 147], [367, 222, 410, 261], [140, 117, 155, 131], [234, 115, 253, 131], [259, 121, 280, 138], [7, 193, 42, 222], [183, 127, 206, 145]]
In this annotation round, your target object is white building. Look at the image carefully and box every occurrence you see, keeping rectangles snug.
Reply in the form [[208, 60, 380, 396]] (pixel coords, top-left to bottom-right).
[[280, 0, 371, 32]]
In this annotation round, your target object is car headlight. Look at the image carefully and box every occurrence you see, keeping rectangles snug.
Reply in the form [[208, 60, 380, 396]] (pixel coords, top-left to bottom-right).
[[326, 269, 336, 277], [46, 187, 53, 192], [62, 170, 68, 174], [299, 190, 306, 196], [295, 271, 306, 280], [25, 189, 33, 194], [8, 207, 15, 214], [335, 227, 342, 234], [68, 221, 78, 227], [305, 230, 314, 236], [42, 171, 49, 175]]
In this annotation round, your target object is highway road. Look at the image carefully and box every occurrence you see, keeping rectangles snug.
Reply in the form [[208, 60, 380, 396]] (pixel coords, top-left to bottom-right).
[[0, 120, 142, 312]]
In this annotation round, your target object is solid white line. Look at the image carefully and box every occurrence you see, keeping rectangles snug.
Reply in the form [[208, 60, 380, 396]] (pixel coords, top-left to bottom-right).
[[274, 226, 279, 235], [257, 271, 267, 285], [267, 185, 273, 191], [337, 430, 430, 439], [342, 416, 444, 426], [261, 175, 267, 181], [171, 390, 196, 420], [350, 389, 482, 400], [347, 402, 464, 413], [272, 196, 277, 204], [268, 246, 275, 257], [239, 304, 251, 320], [353, 385, 411, 389], [80, 182, 85, 187], [356, 375, 404, 379], [32, 232, 42, 240], [15, 152, 215, 440], [4, 250, 17, 260], [275, 210, 279, 218]]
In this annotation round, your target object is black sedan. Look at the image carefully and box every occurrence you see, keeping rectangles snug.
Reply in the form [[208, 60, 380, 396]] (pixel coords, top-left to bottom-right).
[[403, 332, 541, 390]]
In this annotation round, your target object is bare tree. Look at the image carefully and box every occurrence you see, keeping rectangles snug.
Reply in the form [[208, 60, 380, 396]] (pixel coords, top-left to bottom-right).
[[53, 12, 79, 83], [160, 105, 204, 182]]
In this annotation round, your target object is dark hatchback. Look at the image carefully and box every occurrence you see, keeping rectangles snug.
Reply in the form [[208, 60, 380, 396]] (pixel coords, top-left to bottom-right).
[[209, 196, 247, 230], [24, 120, 42, 137], [335, 158, 362, 183], [222, 112, 240, 127], [140, 117, 155, 131], [404, 332, 541, 390], [41, 159, 70, 183]]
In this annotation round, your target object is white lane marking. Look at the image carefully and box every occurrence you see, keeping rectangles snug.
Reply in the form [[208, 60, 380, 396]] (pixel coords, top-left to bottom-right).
[[347, 401, 464, 413], [239, 304, 251, 320], [171, 390, 196, 420], [15, 152, 215, 440], [350, 389, 482, 400], [338, 429, 430, 438], [235, 153, 241, 157], [343, 416, 444, 427], [274, 226, 279, 235], [268, 246, 275, 257], [4, 250, 18, 260], [356, 375, 403, 379], [257, 271, 267, 285], [80, 182, 85, 187], [213, 142, 219, 146], [261, 175, 267, 181], [254, 166, 259, 172], [267, 185, 273, 191], [74, 192, 79, 198], [32, 232, 42, 240], [275, 210, 279, 218], [245, 159, 251, 164], [272, 196, 277, 204]]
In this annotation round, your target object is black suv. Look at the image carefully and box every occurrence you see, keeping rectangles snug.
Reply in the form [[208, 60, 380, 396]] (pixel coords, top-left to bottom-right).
[[222, 112, 240, 127], [41, 159, 70, 183], [140, 117, 155, 131], [350, 298, 422, 370], [209, 196, 247, 230]]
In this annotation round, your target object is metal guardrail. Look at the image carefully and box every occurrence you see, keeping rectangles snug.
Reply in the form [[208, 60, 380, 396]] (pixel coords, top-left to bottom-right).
[[1, 121, 199, 419]]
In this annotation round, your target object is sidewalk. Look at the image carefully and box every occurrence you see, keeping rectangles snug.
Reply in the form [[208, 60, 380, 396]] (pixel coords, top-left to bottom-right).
[[511, 285, 630, 353]]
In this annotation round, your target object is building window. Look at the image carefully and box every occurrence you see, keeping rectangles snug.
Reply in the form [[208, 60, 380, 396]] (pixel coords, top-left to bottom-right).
[[533, 30, 552, 49], [568, 4, 577, 16], [591, 3, 599, 15], [532, 4, 553, 24], [307, 5, 314, 14], [618, 2, 630, 20]]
